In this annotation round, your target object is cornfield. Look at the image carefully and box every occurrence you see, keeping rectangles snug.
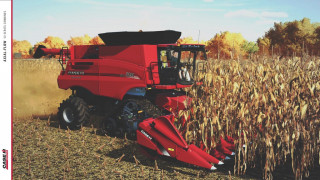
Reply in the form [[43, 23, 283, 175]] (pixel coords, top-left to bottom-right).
[[179, 56, 320, 179]]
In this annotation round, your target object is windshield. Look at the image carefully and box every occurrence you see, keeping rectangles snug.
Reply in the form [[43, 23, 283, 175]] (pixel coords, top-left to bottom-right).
[[159, 48, 206, 66], [179, 49, 206, 80], [180, 51, 206, 64], [157, 45, 206, 85]]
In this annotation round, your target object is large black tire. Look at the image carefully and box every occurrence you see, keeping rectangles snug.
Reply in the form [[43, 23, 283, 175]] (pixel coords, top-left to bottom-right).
[[101, 97, 165, 138], [119, 98, 164, 120], [101, 117, 117, 137], [58, 96, 90, 130]]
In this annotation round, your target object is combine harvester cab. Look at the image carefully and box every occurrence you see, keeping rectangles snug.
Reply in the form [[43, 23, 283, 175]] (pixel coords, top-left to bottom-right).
[[33, 30, 235, 171]]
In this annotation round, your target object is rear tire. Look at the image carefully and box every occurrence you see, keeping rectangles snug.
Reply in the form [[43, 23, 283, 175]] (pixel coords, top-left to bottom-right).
[[58, 96, 90, 130]]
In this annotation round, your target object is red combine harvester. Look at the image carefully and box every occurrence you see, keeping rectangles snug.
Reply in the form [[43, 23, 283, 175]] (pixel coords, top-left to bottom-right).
[[34, 30, 235, 170]]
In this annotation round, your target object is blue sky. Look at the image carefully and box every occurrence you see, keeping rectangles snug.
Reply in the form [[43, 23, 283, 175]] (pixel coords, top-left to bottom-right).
[[13, 0, 320, 45]]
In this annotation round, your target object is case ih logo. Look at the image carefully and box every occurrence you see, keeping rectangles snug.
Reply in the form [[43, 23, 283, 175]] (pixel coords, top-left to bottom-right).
[[67, 71, 85, 75], [141, 130, 152, 140], [2, 149, 8, 170]]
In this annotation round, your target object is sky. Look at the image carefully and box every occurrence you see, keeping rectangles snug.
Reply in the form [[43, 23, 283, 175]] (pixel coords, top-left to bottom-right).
[[13, 0, 320, 45]]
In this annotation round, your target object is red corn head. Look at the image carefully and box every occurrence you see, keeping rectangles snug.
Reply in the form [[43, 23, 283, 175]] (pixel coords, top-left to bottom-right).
[[210, 148, 228, 160], [137, 115, 224, 170], [216, 143, 235, 156], [220, 136, 235, 151]]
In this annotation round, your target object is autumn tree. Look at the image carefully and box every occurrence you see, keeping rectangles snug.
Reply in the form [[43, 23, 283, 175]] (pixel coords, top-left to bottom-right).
[[89, 36, 104, 45], [177, 37, 207, 59], [13, 39, 32, 57], [67, 34, 91, 46], [258, 18, 320, 57], [313, 26, 320, 54], [35, 36, 66, 49], [206, 31, 246, 59], [32, 36, 66, 58], [257, 37, 271, 56], [177, 36, 207, 45]]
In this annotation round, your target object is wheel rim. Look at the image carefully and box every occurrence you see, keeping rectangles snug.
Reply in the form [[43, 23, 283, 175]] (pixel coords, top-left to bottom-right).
[[122, 101, 139, 117], [63, 107, 74, 123]]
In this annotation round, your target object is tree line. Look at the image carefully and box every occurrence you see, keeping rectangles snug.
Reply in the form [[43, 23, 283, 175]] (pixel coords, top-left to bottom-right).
[[13, 35, 104, 58], [13, 18, 320, 59], [258, 17, 320, 57]]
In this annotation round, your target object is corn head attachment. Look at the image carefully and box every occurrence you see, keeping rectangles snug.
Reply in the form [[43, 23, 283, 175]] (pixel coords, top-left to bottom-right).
[[137, 115, 235, 170]]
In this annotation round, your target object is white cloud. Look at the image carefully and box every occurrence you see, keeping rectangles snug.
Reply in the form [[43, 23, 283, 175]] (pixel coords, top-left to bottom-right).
[[203, 0, 214, 2], [261, 11, 288, 18]]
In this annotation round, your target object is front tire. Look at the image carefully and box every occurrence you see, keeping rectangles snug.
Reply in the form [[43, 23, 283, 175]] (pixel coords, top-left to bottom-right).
[[58, 96, 90, 129], [102, 117, 117, 136]]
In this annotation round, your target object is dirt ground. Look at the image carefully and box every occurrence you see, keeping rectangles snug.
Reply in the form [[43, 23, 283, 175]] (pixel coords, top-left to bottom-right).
[[13, 115, 258, 180], [13, 115, 320, 180]]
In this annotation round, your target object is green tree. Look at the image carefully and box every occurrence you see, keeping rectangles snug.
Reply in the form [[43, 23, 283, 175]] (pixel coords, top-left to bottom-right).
[[241, 41, 259, 59]]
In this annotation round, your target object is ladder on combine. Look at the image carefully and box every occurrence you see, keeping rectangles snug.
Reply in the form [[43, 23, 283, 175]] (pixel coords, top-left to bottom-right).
[[58, 47, 70, 70]]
